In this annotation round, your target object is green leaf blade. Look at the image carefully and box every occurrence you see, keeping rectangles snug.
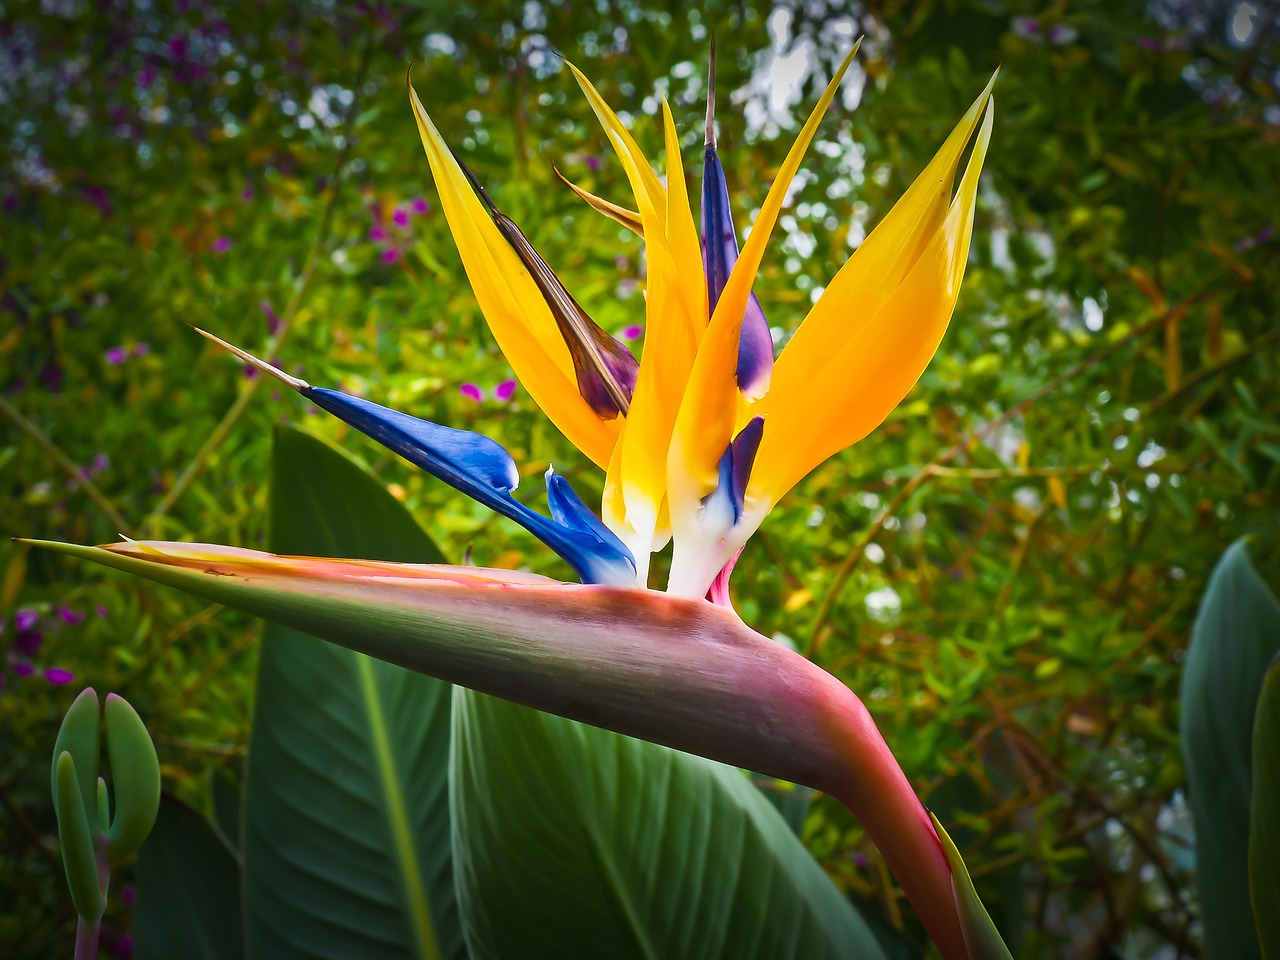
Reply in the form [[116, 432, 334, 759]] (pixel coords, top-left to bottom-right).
[[242, 426, 463, 960], [1181, 537, 1280, 960], [1251, 656, 1280, 960], [450, 689, 891, 960]]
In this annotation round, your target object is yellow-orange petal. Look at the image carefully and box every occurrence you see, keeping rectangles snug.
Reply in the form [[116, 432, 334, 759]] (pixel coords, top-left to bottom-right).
[[611, 96, 708, 552], [408, 75, 620, 468], [768, 70, 997, 407], [750, 96, 996, 503]]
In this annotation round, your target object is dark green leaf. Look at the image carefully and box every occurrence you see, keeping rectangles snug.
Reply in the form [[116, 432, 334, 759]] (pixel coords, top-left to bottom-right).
[[136, 795, 243, 960], [1251, 657, 1280, 960], [1181, 538, 1280, 960], [450, 690, 890, 960], [242, 426, 463, 960]]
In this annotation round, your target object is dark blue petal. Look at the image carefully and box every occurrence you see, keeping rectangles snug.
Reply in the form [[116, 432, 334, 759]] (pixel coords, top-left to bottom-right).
[[304, 387, 518, 497], [301, 387, 635, 585], [708, 416, 765, 525], [702, 146, 774, 397]]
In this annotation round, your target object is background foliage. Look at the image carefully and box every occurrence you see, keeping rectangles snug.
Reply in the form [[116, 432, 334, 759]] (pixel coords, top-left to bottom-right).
[[3, 0, 1278, 956]]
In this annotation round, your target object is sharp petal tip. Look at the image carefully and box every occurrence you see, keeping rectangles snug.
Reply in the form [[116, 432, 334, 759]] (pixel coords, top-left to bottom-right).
[[195, 328, 310, 390]]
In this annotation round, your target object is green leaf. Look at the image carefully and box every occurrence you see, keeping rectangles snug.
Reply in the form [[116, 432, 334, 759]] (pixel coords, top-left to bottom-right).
[[56, 751, 105, 921], [450, 689, 891, 960], [52, 687, 100, 819], [1181, 538, 1280, 960], [243, 426, 463, 960], [135, 795, 244, 960], [103, 693, 161, 863], [1251, 657, 1280, 960]]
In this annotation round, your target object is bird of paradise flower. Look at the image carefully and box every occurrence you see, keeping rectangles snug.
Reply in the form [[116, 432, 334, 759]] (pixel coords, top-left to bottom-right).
[[29, 42, 1005, 959]]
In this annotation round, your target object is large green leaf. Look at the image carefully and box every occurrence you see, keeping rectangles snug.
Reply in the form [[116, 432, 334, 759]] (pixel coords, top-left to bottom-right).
[[243, 426, 463, 960], [450, 689, 890, 960], [1181, 538, 1280, 960], [135, 795, 243, 960], [1252, 656, 1280, 960]]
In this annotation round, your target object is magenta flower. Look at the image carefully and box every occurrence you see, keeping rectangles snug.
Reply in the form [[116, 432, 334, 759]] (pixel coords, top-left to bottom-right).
[[620, 325, 644, 341], [59, 607, 86, 626], [369, 224, 388, 242], [260, 300, 282, 336], [132, 343, 150, 358], [411, 197, 430, 215], [459, 383, 484, 402], [380, 248, 401, 264], [45, 667, 75, 685], [212, 237, 232, 253], [105, 347, 128, 366], [15, 609, 38, 632], [494, 379, 518, 401], [392, 208, 411, 229]]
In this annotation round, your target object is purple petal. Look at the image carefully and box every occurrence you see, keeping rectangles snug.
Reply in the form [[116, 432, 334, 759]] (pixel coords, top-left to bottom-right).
[[369, 224, 387, 242], [45, 667, 76, 686], [392, 208, 410, 228], [380, 247, 401, 264], [620, 325, 643, 341], [494, 379, 517, 401], [105, 347, 128, 365], [92, 453, 111, 473], [212, 236, 232, 253], [1012, 16, 1042, 39], [96, 603, 109, 619], [411, 198, 430, 215], [133, 342, 150, 358], [15, 609, 38, 632], [459, 383, 484, 402], [13, 662, 35, 677]]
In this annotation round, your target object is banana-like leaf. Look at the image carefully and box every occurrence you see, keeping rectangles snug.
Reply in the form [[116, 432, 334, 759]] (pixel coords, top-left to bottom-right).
[[451, 689, 889, 960], [1252, 656, 1280, 960], [1181, 538, 1280, 960], [136, 795, 243, 960], [242, 427, 464, 960]]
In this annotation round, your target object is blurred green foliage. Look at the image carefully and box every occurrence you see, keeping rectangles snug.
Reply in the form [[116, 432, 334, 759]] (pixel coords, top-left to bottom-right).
[[2, 0, 1277, 956]]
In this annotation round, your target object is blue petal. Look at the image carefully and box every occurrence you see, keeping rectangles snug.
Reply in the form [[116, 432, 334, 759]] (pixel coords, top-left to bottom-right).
[[708, 416, 765, 525], [302, 387, 635, 585], [702, 145, 774, 398]]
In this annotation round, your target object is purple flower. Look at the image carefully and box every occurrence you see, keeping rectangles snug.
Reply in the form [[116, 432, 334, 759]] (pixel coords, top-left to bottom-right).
[[392, 208, 410, 229], [105, 346, 128, 366], [411, 198, 430, 215], [45, 667, 75, 686], [59, 606, 86, 626], [369, 224, 388, 242], [494, 379, 518, 401], [244, 365, 258, 380], [137, 67, 156, 89], [212, 237, 232, 253], [260, 300, 282, 335], [13, 662, 35, 677], [585, 155, 603, 172], [91, 453, 110, 473], [241, 186, 254, 202], [133, 342, 150, 358], [621, 325, 644, 341], [380, 248, 401, 264], [1012, 15, 1041, 39], [459, 383, 484, 402], [14, 630, 43, 657], [96, 603, 109, 619], [167, 36, 188, 62], [15, 609, 38, 632]]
